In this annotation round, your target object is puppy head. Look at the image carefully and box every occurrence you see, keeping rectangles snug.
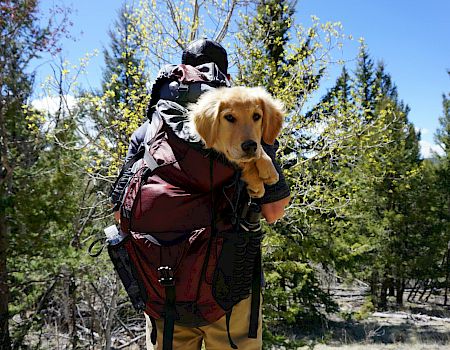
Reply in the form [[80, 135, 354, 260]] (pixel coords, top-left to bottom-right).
[[189, 86, 284, 163]]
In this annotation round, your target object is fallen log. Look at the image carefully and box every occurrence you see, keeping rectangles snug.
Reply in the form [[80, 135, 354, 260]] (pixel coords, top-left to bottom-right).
[[372, 311, 450, 323]]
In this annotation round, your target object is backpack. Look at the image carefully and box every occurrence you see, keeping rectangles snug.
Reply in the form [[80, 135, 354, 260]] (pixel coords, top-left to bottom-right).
[[108, 64, 263, 350]]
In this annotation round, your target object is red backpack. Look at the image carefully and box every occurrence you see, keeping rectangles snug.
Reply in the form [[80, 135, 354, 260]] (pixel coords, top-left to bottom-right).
[[117, 103, 263, 350]]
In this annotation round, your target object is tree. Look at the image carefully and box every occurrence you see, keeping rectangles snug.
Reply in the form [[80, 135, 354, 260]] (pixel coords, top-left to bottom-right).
[[0, 1, 70, 346], [318, 51, 428, 308], [435, 72, 450, 161], [235, 1, 354, 344], [434, 71, 450, 298], [87, 2, 151, 170], [434, 71, 450, 214], [353, 45, 375, 121]]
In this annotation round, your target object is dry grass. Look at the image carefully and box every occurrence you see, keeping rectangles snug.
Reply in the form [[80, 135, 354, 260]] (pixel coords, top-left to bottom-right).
[[289, 284, 450, 350]]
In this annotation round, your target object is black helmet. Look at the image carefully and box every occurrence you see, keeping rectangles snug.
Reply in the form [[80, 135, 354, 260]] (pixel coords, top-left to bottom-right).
[[182, 38, 228, 75]]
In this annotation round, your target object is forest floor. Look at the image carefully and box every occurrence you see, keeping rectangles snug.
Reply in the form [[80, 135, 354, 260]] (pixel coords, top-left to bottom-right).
[[291, 282, 450, 350], [28, 281, 450, 349]]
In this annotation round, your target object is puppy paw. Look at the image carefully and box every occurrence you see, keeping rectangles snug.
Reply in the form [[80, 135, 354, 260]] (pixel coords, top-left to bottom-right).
[[255, 156, 279, 185], [261, 169, 279, 185], [247, 182, 265, 198]]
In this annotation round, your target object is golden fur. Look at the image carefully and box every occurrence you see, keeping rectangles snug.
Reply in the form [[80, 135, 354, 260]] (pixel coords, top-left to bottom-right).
[[189, 86, 284, 198]]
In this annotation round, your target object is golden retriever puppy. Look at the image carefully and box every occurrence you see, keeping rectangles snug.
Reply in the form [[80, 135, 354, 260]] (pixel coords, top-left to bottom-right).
[[189, 86, 284, 198]]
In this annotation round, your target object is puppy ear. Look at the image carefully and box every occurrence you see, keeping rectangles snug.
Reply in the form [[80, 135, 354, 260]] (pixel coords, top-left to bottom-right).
[[255, 88, 284, 145], [189, 90, 221, 148]]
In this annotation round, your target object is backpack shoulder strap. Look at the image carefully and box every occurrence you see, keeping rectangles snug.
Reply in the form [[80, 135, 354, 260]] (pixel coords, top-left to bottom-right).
[[110, 113, 165, 205], [143, 111, 164, 172]]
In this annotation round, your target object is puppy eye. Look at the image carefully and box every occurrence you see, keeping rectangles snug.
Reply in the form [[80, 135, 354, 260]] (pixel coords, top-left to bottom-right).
[[224, 114, 236, 123], [253, 113, 261, 121]]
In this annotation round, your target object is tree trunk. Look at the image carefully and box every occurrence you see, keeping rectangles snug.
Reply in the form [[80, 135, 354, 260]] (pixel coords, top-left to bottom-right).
[[388, 277, 395, 297], [379, 279, 388, 309], [444, 242, 450, 305], [418, 279, 429, 301], [105, 275, 119, 350], [69, 271, 78, 350], [407, 280, 419, 301], [395, 279, 404, 305], [0, 204, 11, 350], [370, 271, 379, 308]]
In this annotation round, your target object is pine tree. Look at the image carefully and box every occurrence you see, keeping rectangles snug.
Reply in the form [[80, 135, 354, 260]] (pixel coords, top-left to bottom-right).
[[0, 1, 69, 346], [435, 71, 450, 173], [354, 45, 375, 121], [235, 1, 351, 342], [327, 54, 426, 307], [77, 3, 151, 177], [236, 0, 321, 105], [434, 71, 450, 288], [101, 4, 148, 109]]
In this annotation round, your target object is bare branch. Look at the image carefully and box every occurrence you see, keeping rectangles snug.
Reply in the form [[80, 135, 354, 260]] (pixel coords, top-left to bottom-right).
[[215, 0, 236, 43]]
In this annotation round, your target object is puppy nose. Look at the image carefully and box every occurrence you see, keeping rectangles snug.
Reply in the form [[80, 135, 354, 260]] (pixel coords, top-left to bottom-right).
[[241, 140, 257, 155]]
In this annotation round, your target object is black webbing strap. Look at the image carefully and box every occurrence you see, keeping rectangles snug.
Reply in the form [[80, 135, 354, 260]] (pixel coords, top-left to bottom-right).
[[110, 147, 145, 195], [210, 157, 216, 233], [225, 309, 238, 349], [87, 237, 106, 257], [149, 316, 157, 345], [162, 285, 176, 350], [248, 249, 262, 338]]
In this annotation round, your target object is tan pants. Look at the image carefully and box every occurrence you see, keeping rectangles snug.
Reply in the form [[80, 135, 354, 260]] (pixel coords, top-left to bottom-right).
[[145, 296, 262, 350]]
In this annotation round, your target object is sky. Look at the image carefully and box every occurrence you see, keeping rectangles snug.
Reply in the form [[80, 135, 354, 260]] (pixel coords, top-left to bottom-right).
[[35, 0, 450, 158]]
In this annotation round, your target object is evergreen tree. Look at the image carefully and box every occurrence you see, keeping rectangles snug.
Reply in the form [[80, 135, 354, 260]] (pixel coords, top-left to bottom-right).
[[102, 3, 148, 108], [235, 1, 350, 344], [0, 1, 69, 346], [325, 53, 427, 308], [78, 3, 151, 177], [354, 45, 375, 121], [435, 72, 450, 158], [434, 71, 450, 291]]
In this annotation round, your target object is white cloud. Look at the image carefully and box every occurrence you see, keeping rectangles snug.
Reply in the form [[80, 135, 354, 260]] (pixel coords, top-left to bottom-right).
[[31, 95, 76, 115], [420, 140, 444, 159]]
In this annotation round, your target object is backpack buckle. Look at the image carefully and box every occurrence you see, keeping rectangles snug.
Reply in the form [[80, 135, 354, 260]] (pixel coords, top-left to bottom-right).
[[158, 266, 175, 286]]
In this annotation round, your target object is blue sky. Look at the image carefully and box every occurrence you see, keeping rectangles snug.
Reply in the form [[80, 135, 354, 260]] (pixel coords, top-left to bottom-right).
[[36, 0, 449, 157], [297, 0, 450, 157]]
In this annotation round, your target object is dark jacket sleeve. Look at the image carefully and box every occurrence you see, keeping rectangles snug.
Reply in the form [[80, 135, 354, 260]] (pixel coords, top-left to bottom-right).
[[260, 140, 291, 204], [110, 121, 149, 210], [127, 120, 149, 158]]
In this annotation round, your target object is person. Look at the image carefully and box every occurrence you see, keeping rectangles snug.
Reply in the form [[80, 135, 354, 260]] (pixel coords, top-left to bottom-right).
[[111, 38, 290, 350]]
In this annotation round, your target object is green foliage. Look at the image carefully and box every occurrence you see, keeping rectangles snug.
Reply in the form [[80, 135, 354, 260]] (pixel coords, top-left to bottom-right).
[[307, 46, 448, 309], [0, 1, 73, 346], [79, 3, 151, 174], [235, 0, 348, 342], [434, 72, 450, 217]]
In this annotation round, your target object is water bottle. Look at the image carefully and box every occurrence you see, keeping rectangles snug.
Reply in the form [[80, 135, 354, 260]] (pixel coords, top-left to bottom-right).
[[104, 225, 126, 245], [104, 225, 147, 311]]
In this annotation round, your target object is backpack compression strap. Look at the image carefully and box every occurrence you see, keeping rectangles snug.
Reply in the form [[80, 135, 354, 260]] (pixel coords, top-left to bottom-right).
[[248, 249, 262, 338], [158, 266, 176, 350]]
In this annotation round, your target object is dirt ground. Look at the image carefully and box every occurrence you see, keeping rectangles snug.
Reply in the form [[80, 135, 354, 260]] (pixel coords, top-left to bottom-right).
[[291, 284, 450, 350], [28, 282, 450, 349], [130, 284, 450, 350]]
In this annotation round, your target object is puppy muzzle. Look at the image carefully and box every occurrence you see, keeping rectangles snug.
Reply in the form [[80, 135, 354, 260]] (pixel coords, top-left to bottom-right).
[[241, 140, 258, 157]]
